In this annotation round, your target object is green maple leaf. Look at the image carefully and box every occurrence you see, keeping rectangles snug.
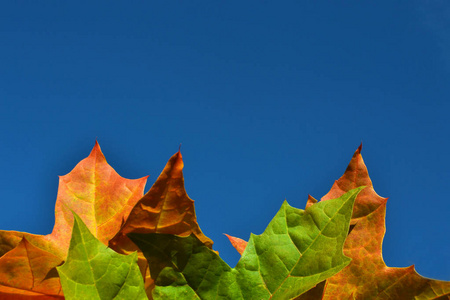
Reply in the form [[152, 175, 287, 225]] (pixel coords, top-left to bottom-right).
[[129, 187, 363, 300], [56, 213, 147, 300]]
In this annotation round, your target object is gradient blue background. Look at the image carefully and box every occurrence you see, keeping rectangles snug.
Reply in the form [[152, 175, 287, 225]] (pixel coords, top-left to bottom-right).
[[1, 1, 449, 280]]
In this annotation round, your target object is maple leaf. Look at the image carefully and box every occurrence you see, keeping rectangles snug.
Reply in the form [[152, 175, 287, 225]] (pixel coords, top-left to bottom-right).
[[0, 238, 63, 299], [109, 150, 213, 297], [2, 141, 448, 299], [57, 212, 146, 300], [317, 145, 450, 299], [226, 145, 450, 299], [129, 188, 362, 300], [0, 142, 147, 298]]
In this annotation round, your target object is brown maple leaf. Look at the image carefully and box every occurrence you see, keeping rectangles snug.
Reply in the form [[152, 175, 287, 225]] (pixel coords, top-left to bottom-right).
[[109, 150, 213, 298]]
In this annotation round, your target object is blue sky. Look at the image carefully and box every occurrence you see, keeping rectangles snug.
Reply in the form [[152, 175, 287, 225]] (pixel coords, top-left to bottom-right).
[[0, 1, 449, 280]]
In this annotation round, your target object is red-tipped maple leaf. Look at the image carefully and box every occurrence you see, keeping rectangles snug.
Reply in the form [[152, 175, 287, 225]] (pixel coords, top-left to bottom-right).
[[0, 142, 147, 298], [109, 150, 213, 297]]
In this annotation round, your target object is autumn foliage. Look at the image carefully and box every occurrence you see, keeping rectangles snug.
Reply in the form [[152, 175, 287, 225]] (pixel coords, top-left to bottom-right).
[[0, 142, 448, 299]]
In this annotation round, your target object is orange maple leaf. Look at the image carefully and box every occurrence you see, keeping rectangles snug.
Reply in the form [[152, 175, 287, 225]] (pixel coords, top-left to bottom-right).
[[0, 142, 147, 298], [319, 145, 450, 299]]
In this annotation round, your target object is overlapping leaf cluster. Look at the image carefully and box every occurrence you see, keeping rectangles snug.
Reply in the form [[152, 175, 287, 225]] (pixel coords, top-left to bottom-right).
[[0, 142, 448, 299]]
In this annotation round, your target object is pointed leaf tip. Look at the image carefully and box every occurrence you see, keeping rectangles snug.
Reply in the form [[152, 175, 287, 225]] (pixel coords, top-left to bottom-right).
[[173, 151, 184, 172], [94, 139, 100, 149], [357, 143, 362, 153], [88, 140, 106, 162], [305, 194, 318, 209], [224, 234, 247, 255]]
